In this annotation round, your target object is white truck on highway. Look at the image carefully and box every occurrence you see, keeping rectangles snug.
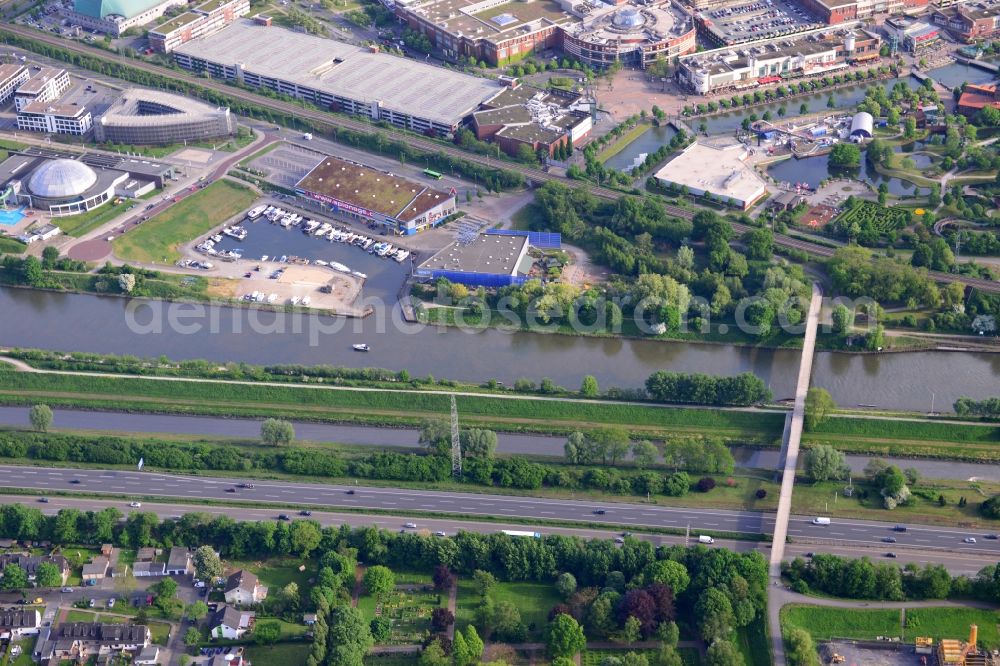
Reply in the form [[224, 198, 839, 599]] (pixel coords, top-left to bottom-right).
[[698, 535, 715, 544], [812, 517, 831, 525]]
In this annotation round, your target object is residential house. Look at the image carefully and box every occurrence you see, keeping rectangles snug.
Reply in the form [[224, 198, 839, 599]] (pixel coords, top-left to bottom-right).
[[303, 613, 318, 626], [0, 609, 41, 640], [223, 570, 267, 605], [38, 622, 150, 663], [82, 545, 119, 582], [209, 654, 248, 666], [132, 547, 164, 577], [0, 553, 69, 586], [165, 547, 192, 576], [210, 605, 255, 640], [134, 646, 160, 665]]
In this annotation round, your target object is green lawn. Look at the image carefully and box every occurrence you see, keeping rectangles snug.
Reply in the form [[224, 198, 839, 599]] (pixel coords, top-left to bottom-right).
[[245, 642, 311, 666], [510, 202, 540, 231], [1, 637, 36, 666], [0, 238, 27, 254], [734, 617, 770, 666], [50, 198, 136, 237], [228, 557, 312, 606], [112, 180, 256, 263], [781, 605, 1000, 649], [490, 581, 561, 640]]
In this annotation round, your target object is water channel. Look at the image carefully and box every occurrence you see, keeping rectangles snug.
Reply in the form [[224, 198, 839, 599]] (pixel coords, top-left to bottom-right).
[[0, 406, 994, 481], [2, 288, 998, 412]]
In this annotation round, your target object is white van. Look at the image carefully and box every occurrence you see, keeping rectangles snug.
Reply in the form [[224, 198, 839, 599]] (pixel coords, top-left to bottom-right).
[[812, 517, 831, 526], [698, 535, 715, 544]]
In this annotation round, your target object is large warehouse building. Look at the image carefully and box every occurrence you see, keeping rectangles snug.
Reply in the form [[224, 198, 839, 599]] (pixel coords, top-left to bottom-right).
[[654, 139, 767, 210], [294, 155, 456, 235], [416, 232, 533, 287], [0, 149, 172, 217], [94, 89, 236, 145], [172, 19, 500, 135], [395, 0, 695, 68]]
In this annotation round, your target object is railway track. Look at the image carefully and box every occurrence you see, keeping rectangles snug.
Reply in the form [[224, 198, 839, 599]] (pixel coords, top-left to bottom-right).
[[5, 25, 999, 293]]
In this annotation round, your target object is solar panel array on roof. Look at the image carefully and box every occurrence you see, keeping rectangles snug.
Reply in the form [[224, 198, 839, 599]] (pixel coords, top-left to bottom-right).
[[492, 12, 517, 26]]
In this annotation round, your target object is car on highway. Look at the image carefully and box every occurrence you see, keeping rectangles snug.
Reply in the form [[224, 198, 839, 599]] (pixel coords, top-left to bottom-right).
[[593, 509, 606, 515], [277, 514, 290, 521], [986, 534, 998, 540], [345, 489, 355, 495], [225, 488, 237, 493], [965, 537, 978, 543], [238, 483, 254, 489], [299, 510, 312, 516], [892, 525, 907, 532], [70, 479, 80, 484], [804, 552, 814, 558], [882, 536, 896, 543], [434, 531, 447, 537], [38, 497, 48, 503], [129, 502, 141, 508], [403, 523, 417, 529], [885, 552, 897, 558]]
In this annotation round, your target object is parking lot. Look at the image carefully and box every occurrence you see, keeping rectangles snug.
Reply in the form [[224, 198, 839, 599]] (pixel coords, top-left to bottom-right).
[[700, 0, 823, 45]]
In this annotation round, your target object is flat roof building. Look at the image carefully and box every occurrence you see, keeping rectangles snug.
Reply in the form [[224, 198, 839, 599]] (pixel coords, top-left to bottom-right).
[[172, 19, 500, 135], [883, 16, 939, 52], [416, 232, 531, 286], [14, 68, 71, 113], [295, 155, 456, 235], [932, 3, 1000, 42], [0, 65, 30, 106], [148, 0, 250, 52], [95, 88, 236, 145], [16, 102, 93, 136], [801, 0, 928, 24], [676, 27, 880, 94], [397, 0, 695, 68], [654, 139, 767, 210]]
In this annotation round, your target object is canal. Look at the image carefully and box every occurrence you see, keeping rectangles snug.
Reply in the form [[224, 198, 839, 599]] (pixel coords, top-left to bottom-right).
[[0, 406, 995, 481], [1, 288, 998, 412]]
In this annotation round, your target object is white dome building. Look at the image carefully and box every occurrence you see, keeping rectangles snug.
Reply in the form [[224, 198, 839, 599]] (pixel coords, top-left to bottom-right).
[[27, 159, 98, 199], [19, 156, 129, 217]]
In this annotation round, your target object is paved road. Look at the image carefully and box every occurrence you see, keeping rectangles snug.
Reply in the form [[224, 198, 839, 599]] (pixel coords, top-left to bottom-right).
[[3, 494, 994, 577], [4, 465, 999, 555]]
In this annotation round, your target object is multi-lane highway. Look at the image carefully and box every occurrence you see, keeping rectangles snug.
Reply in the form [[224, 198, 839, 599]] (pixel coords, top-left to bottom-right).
[[0, 492, 994, 576], [2, 25, 997, 294], [2, 465, 998, 559]]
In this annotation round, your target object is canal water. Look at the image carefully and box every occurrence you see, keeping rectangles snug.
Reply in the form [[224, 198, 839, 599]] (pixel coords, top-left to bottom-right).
[[926, 58, 999, 90], [0, 405, 994, 480], [604, 125, 677, 172], [1, 288, 998, 412], [766, 152, 930, 196]]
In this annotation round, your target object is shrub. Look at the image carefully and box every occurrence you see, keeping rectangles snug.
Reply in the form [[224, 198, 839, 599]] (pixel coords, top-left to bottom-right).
[[696, 477, 716, 492]]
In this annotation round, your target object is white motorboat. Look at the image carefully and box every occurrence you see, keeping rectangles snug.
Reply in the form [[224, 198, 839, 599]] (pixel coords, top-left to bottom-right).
[[330, 262, 350, 274]]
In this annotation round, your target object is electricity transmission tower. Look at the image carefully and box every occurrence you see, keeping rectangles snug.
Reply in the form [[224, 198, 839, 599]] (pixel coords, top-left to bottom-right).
[[451, 394, 461, 477]]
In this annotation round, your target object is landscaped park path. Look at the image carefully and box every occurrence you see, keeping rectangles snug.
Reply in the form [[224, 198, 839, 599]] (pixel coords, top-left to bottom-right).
[[767, 282, 822, 666]]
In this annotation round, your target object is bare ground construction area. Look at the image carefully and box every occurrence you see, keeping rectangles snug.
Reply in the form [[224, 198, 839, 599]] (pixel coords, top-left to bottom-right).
[[233, 264, 366, 315]]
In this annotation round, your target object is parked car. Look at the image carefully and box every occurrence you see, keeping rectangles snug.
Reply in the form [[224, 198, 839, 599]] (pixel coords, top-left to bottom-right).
[[88, 599, 96, 608], [107, 598, 115, 608], [194, 580, 206, 589]]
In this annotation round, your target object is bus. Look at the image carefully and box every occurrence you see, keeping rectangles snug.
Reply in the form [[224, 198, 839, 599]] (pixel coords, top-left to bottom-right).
[[423, 169, 443, 180], [502, 530, 541, 538]]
